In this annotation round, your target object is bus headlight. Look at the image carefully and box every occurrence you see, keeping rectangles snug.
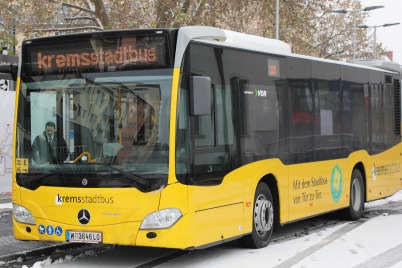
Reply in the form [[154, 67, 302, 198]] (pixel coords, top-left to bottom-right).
[[140, 208, 182, 230], [13, 204, 36, 225]]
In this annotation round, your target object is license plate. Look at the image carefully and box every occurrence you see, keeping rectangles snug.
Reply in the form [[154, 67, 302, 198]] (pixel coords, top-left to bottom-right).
[[66, 230, 102, 243]]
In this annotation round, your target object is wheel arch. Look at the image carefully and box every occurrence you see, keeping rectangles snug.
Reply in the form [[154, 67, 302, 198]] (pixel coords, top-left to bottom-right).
[[259, 174, 280, 227], [353, 162, 367, 201]]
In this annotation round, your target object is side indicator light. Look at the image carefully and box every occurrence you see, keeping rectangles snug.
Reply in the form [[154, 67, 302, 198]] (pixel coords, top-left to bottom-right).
[[246, 202, 252, 207], [146, 232, 157, 239], [310, 202, 313, 206]]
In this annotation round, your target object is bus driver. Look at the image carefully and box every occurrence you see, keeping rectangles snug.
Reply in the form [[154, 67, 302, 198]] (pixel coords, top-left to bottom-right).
[[32, 121, 69, 164]]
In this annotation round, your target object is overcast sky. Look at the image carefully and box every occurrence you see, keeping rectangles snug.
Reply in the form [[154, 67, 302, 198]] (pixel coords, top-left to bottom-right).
[[359, 0, 402, 64]]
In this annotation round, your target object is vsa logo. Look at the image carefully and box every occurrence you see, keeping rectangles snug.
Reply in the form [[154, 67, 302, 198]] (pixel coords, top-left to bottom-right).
[[255, 89, 267, 98]]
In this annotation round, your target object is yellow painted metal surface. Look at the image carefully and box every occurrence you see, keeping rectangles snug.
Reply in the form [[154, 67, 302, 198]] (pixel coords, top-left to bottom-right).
[[167, 68, 180, 185], [239, 159, 289, 232], [192, 203, 243, 247], [366, 144, 402, 201], [12, 77, 21, 204], [13, 186, 161, 246], [12, 77, 20, 180], [136, 213, 195, 249], [189, 173, 244, 246], [288, 158, 349, 221], [20, 187, 160, 225]]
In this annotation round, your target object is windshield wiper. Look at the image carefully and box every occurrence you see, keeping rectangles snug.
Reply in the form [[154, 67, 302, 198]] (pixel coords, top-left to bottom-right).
[[106, 166, 149, 186]]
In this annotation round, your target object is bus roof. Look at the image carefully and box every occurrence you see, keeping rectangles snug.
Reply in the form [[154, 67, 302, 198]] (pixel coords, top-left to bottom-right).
[[349, 59, 401, 73], [175, 26, 400, 75], [174, 26, 291, 68]]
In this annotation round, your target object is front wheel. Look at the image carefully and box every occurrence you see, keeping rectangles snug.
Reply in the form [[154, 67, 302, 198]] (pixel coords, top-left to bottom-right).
[[343, 169, 365, 220], [239, 183, 274, 248]]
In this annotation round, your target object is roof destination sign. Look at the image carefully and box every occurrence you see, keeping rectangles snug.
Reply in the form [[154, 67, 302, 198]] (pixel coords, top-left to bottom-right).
[[36, 46, 157, 68], [24, 34, 170, 75]]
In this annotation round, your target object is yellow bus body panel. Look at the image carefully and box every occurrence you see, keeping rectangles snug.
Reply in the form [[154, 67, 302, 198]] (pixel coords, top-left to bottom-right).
[[12, 77, 21, 204], [240, 159, 289, 233], [13, 186, 161, 245], [365, 144, 402, 200], [287, 146, 402, 222], [189, 176, 244, 247], [136, 212, 194, 249]]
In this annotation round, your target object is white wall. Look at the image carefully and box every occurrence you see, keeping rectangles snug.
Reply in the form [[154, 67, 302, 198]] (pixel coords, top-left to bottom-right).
[[0, 91, 15, 193]]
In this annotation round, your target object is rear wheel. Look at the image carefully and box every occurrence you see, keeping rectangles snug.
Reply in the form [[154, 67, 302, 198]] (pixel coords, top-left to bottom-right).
[[239, 183, 274, 248], [344, 169, 364, 220]]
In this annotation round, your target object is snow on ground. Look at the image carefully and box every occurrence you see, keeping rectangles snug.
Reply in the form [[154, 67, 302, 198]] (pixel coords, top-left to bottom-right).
[[162, 224, 350, 268], [365, 189, 402, 208], [12, 190, 402, 268], [290, 214, 402, 268], [0, 203, 12, 210]]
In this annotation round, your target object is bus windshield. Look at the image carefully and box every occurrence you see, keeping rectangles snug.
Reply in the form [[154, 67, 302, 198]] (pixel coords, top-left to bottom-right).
[[16, 69, 172, 191]]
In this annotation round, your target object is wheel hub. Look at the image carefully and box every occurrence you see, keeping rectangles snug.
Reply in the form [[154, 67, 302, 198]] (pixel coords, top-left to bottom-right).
[[254, 194, 273, 237]]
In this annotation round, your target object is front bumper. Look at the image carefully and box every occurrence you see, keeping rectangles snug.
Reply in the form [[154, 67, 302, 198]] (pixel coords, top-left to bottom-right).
[[13, 212, 194, 249]]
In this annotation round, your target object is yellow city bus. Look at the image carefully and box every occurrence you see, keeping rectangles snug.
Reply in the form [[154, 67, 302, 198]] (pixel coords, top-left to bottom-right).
[[10, 26, 402, 249]]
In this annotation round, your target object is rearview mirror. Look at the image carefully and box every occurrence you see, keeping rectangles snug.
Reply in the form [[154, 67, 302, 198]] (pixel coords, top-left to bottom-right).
[[189, 76, 211, 116]]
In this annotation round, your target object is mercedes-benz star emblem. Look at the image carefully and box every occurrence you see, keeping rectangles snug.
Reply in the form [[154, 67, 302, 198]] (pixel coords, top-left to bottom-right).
[[82, 179, 88, 186], [77, 209, 91, 225]]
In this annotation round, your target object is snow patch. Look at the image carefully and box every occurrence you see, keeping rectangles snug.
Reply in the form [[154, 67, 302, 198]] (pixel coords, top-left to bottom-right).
[[293, 214, 402, 267], [0, 203, 12, 210], [366, 190, 402, 208]]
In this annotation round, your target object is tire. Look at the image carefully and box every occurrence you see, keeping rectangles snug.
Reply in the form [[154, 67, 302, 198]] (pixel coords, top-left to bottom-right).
[[239, 183, 274, 248], [344, 169, 365, 220]]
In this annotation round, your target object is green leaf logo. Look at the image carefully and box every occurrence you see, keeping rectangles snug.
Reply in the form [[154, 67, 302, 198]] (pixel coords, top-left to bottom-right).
[[331, 165, 343, 203]]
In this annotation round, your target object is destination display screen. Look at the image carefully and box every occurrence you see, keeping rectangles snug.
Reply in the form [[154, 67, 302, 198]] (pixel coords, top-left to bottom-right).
[[23, 33, 171, 75]]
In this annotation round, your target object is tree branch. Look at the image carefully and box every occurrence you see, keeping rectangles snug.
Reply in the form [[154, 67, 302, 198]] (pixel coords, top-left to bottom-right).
[[61, 2, 95, 15], [92, 0, 109, 29], [324, 50, 346, 59], [34, 26, 103, 32], [64, 16, 97, 21]]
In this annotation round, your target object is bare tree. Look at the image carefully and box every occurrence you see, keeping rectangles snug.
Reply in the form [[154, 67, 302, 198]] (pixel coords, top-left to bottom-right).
[[32, 0, 110, 32], [0, 0, 389, 61]]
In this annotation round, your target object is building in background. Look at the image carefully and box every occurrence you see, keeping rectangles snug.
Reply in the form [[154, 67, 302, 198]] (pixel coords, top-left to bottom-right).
[[0, 54, 18, 91], [0, 54, 17, 193]]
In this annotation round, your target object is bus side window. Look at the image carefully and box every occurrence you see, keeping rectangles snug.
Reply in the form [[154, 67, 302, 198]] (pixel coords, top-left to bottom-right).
[[287, 57, 314, 164], [289, 82, 314, 163], [193, 85, 234, 185]]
